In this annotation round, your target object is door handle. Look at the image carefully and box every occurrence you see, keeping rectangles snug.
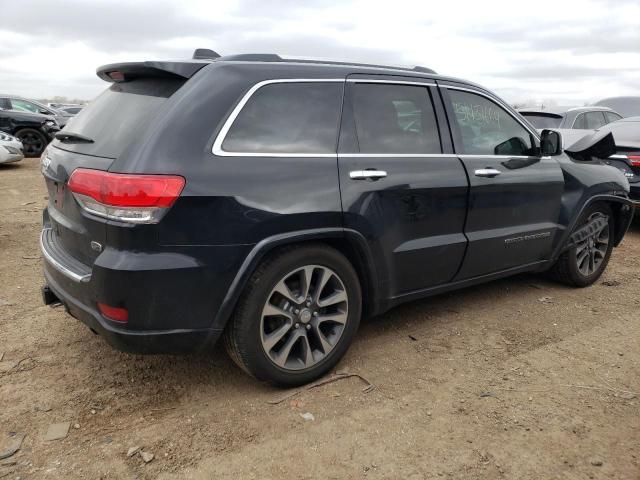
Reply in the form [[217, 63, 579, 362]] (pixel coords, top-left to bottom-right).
[[349, 169, 388, 180], [474, 168, 501, 178]]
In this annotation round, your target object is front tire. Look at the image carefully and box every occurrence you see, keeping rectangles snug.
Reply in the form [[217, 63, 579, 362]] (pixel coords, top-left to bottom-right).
[[550, 203, 614, 287], [224, 245, 362, 387]]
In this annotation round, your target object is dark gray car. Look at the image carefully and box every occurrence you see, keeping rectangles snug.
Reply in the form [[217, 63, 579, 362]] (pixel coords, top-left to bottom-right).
[[0, 95, 70, 127], [519, 106, 622, 130], [39, 50, 634, 386]]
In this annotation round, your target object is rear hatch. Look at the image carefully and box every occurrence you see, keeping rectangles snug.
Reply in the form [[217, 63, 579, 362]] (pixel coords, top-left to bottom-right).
[[42, 62, 203, 270]]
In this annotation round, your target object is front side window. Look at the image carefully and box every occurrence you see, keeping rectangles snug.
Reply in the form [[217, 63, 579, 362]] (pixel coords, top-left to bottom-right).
[[351, 83, 441, 154], [449, 90, 534, 156], [222, 82, 343, 154]]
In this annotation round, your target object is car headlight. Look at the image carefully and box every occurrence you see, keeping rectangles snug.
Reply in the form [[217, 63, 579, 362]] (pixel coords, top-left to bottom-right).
[[44, 120, 56, 127], [0, 132, 13, 141]]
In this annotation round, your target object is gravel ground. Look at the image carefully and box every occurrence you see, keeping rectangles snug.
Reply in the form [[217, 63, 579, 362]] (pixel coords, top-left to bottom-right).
[[1, 158, 639, 479]]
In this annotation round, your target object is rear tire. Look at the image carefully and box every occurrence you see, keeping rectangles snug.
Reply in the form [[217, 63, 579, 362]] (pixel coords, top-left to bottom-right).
[[550, 203, 614, 287], [224, 244, 362, 387], [15, 128, 47, 157]]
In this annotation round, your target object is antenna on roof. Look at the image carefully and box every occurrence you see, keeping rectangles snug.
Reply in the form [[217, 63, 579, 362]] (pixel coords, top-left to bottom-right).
[[192, 48, 220, 60]]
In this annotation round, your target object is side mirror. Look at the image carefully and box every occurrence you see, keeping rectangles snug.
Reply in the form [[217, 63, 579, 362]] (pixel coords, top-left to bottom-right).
[[39, 108, 50, 114], [540, 129, 562, 156]]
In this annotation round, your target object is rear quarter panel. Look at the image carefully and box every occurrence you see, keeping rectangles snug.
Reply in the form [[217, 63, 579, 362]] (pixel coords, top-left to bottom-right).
[[551, 155, 630, 256], [109, 63, 346, 247]]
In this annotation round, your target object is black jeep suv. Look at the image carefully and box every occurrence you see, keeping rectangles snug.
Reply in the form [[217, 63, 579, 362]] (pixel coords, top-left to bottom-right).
[[40, 51, 634, 386], [0, 108, 59, 157]]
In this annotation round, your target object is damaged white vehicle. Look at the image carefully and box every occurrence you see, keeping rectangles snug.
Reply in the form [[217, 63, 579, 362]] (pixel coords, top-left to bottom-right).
[[0, 132, 24, 164]]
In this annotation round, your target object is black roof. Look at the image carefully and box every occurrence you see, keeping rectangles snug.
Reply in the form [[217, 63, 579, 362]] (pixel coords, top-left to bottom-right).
[[211, 53, 437, 74], [95, 50, 506, 101]]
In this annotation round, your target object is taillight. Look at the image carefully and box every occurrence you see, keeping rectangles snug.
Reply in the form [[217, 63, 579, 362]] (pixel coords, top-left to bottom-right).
[[628, 155, 640, 167], [68, 168, 185, 224]]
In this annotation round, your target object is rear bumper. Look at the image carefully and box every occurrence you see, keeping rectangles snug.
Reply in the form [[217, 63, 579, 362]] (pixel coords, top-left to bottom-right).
[[43, 271, 221, 354], [40, 227, 248, 354]]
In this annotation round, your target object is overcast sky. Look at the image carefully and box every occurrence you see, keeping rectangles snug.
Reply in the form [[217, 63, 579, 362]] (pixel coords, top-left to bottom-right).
[[1, 0, 639, 105]]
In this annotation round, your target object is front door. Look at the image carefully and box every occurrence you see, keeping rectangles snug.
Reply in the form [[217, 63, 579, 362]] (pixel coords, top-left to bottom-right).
[[338, 76, 469, 298], [440, 85, 565, 280]]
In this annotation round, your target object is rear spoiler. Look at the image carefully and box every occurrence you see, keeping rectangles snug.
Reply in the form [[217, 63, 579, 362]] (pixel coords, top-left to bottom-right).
[[96, 61, 210, 83]]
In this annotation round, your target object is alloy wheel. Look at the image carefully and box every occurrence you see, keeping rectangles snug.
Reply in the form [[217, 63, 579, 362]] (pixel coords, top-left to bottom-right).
[[260, 265, 348, 371], [575, 213, 610, 277], [17, 131, 44, 156]]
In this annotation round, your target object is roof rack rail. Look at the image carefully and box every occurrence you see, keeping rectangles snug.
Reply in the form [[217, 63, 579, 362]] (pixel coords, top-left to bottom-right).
[[217, 53, 283, 62], [201, 51, 438, 75], [192, 48, 220, 60]]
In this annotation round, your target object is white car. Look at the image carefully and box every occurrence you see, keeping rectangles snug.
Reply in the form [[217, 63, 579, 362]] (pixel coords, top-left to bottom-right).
[[0, 132, 24, 164]]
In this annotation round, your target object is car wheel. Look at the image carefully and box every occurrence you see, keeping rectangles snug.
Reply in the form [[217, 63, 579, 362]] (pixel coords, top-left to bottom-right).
[[224, 244, 362, 387], [15, 128, 47, 157], [550, 203, 614, 287]]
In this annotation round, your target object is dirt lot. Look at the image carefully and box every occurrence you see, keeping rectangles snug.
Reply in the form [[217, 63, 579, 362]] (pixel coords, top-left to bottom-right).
[[1, 158, 639, 480]]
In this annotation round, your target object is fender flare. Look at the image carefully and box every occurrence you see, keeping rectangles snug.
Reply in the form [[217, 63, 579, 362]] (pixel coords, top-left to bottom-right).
[[552, 193, 633, 260], [209, 228, 382, 332]]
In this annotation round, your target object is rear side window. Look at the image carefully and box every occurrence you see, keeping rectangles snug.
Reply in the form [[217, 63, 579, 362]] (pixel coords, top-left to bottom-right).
[[350, 83, 441, 154], [222, 82, 342, 154], [448, 90, 534, 156], [56, 78, 184, 159], [521, 113, 562, 129], [585, 111, 607, 129]]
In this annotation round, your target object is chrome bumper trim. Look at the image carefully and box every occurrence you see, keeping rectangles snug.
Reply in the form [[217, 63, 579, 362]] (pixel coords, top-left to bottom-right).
[[40, 228, 92, 283]]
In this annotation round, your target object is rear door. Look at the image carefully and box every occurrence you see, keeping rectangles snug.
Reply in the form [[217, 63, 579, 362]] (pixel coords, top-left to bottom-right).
[[338, 75, 469, 297], [439, 84, 565, 279]]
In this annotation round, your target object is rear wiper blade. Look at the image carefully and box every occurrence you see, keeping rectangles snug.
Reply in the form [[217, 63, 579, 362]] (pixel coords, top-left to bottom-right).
[[55, 131, 94, 143]]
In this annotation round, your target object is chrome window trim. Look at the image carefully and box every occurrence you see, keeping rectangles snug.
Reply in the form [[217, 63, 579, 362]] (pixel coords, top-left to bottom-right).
[[442, 85, 541, 141], [340, 153, 456, 158], [213, 78, 545, 158], [212, 78, 344, 158], [458, 154, 535, 159], [40, 228, 91, 283]]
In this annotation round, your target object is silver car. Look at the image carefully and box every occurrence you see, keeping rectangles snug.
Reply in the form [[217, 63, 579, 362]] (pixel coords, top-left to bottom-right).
[[0, 131, 24, 164], [518, 106, 622, 130]]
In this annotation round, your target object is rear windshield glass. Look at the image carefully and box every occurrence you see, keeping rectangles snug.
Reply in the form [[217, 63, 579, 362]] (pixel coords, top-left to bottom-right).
[[521, 114, 562, 129], [53, 78, 183, 159]]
